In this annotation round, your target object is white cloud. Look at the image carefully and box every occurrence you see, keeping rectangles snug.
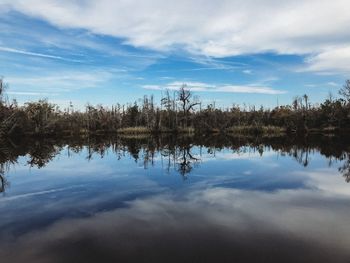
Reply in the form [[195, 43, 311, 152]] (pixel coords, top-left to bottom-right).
[[1, 1, 350, 73], [143, 81, 286, 95], [304, 46, 350, 74], [0, 1, 348, 55]]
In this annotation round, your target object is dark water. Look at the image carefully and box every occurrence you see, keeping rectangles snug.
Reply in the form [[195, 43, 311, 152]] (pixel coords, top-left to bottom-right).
[[0, 135, 350, 263]]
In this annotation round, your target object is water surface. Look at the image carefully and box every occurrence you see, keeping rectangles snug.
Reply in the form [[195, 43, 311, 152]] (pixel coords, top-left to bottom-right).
[[0, 135, 349, 262]]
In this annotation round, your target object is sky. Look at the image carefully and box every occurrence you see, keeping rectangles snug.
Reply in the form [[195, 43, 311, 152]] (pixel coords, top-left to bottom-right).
[[0, 0, 349, 109]]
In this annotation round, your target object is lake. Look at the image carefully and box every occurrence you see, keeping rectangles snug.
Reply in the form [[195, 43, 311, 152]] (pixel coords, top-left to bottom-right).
[[0, 134, 349, 263]]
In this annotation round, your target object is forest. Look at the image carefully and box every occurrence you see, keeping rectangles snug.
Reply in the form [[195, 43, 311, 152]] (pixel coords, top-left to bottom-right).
[[0, 78, 350, 138]]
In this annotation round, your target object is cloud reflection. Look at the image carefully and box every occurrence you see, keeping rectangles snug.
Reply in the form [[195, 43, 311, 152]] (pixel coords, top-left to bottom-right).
[[1, 181, 349, 263]]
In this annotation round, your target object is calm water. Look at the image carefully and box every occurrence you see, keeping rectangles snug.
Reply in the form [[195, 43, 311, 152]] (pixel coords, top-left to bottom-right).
[[0, 135, 350, 263]]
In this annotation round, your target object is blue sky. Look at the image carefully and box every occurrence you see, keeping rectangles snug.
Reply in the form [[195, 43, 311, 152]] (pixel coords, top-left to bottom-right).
[[0, 1, 349, 109]]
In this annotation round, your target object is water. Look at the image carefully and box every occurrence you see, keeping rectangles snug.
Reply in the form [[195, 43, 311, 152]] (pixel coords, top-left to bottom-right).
[[0, 135, 349, 262]]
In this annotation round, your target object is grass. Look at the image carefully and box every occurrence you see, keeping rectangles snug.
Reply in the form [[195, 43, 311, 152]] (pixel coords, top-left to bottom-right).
[[321, 126, 339, 133], [117, 126, 152, 134], [226, 125, 286, 136], [177, 127, 195, 134], [117, 126, 195, 135]]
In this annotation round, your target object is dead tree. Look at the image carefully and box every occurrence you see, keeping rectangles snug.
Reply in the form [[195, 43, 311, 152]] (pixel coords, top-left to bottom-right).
[[177, 84, 200, 128]]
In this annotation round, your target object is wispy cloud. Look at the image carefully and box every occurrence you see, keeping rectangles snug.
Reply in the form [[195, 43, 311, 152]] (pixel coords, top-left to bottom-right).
[[327, 82, 339, 87], [243, 70, 253, 75], [143, 81, 286, 95], [3, 1, 350, 61], [0, 46, 82, 62], [7, 91, 58, 96], [304, 82, 340, 89], [6, 69, 121, 92]]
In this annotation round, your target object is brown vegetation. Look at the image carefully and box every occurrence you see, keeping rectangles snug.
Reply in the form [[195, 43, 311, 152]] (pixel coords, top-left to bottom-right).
[[0, 79, 350, 138]]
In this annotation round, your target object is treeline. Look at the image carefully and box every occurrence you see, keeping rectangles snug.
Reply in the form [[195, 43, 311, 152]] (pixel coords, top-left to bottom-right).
[[0, 78, 350, 137]]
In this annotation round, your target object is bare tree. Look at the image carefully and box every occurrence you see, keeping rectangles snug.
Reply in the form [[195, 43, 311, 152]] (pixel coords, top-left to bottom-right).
[[0, 77, 6, 105], [177, 84, 200, 128], [339, 80, 350, 102], [303, 94, 309, 110]]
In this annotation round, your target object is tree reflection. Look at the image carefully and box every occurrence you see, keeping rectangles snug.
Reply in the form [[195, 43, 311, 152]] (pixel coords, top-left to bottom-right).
[[27, 143, 61, 168], [0, 138, 18, 193], [177, 145, 200, 179], [0, 134, 349, 189], [0, 168, 7, 193]]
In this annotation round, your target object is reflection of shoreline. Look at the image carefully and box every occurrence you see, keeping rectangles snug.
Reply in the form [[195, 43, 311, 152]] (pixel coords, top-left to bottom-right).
[[0, 134, 350, 192]]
